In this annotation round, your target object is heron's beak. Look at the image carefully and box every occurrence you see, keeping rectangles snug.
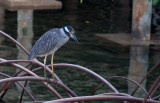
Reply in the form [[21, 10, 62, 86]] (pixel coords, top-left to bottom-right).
[[71, 33, 78, 42]]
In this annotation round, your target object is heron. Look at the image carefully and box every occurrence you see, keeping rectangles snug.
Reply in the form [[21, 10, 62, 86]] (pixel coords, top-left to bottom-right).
[[28, 25, 78, 79]]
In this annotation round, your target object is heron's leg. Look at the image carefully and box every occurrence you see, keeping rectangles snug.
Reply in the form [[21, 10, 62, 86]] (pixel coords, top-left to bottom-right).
[[44, 55, 47, 79], [51, 54, 54, 79]]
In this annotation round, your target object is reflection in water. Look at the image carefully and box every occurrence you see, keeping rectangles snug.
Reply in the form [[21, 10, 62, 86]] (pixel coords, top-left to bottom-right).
[[128, 44, 149, 97], [16, 10, 33, 92]]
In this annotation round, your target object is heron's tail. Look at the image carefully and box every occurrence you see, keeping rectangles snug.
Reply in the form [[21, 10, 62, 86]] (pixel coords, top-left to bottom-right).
[[28, 52, 35, 60]]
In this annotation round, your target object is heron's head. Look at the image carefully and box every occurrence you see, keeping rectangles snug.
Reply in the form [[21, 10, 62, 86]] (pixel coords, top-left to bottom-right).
[[62, 25, 78, 42]]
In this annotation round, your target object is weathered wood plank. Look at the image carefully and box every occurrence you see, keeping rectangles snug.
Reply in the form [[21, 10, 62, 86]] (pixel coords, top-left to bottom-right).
[[96, 33, 130, 46], [96, 33, 160, 46], [0, 0, 62, 11], [132, 0, 152, 40]]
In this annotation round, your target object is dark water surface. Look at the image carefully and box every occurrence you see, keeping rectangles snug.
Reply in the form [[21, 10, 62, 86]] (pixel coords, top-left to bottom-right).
[[0, 1, 160, 103]]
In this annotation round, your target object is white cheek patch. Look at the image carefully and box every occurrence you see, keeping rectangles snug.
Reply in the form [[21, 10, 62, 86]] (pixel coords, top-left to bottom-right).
[[65, 27, 69, 32]]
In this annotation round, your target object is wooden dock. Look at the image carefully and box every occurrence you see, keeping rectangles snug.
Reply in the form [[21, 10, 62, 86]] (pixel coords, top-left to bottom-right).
[[96, 33, 160, 48], [0, 0, 62, 11]]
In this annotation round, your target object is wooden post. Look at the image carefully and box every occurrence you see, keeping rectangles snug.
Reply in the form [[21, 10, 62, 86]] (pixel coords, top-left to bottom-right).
[[17, 9, 33, 67], [129, 0, 151, 96], [132, 0, 152, 40], [17, 10, 33, 51], [130, 0, 152, 96]]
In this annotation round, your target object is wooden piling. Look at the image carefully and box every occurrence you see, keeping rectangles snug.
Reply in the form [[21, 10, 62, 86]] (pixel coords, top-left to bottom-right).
[[132, 0, 152, 40], [17, 10, 33, 50]]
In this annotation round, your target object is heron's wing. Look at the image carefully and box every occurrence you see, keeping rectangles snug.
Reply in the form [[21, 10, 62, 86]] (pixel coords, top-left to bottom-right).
[[28, 28, 60, 59]]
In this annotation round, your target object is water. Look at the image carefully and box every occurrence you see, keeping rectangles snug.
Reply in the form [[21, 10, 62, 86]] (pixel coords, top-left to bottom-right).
[[0, 1, 160, 103]]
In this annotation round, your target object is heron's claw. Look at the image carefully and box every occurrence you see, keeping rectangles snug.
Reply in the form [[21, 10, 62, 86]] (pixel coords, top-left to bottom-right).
[[45, 77, 50, 84]]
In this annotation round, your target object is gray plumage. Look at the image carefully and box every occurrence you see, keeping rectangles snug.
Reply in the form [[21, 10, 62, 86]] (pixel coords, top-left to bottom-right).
[[28, 25, 78, 79], [28, 28, 69, 60]]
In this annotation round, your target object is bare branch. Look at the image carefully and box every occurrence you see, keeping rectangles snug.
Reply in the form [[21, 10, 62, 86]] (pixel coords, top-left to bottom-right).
[[0, 72, 36, 101], [108, 76, 150, 98], [0, 76, 78, 98], [91, 75, 149, 97], [44, 95, 160, 103], [0, 58, 62, 99], [153, 95, 160, 100], [0, 30, 29, 55], [0, 63, 31, 97], [132, 61, 160, 96], [31, 63, 119, 93], [0, 60, 32, 64], [143, 76, 160, 103]]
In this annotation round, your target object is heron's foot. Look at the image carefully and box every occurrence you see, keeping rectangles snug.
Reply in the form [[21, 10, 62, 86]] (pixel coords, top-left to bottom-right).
[[54, 79, 58, 88]]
